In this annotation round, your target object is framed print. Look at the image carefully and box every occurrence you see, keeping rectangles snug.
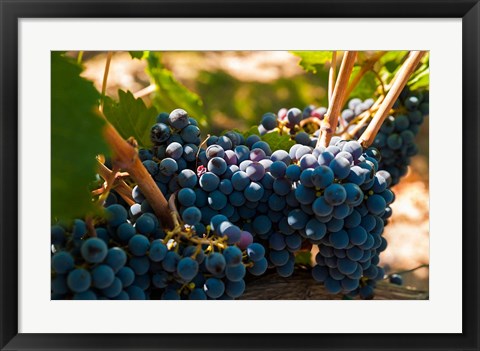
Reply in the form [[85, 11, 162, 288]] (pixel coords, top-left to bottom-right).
[[1, 0, 479, 350]]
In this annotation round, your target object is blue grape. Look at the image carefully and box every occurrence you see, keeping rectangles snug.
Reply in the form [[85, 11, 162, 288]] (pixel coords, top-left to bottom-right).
[[329, 157, 351, 179], [208, 157, 227, 175], [223, 246, 243, 266], [231, 171, 251, 191], [190, 288, 207, 300], [204, 278, 225, 299], [105, 204, 128, 227], [67, 268, 91, 293], [305, 219, 327, 240], [225, 279, 245, 298], [52, 251, 74, 274], [244, 182, 264, 202], [329, 230, 349, 249], [389, 274, 403, 285], [177, 257, 199, 281], [261, 112, 278, 130], [248, 257, 268, 276], [92, 264, 115, 289], [208, 190, 227, 211], [206, 252, 226, 274], [159, 158, 178, 176], [135, 214, 156, 234], [324, 183, 347, 206], [168, 108, 189, 130], [150, 123, 171, 144], [73, 290, 97, 300], [182, 206, 202, 225], [178, 188, 196, 207], [180, 125, 200, 143], [166, 142, 183, 160], [81, 238, 108, 263], [105, 247, 127, 272], [225, 264, 246, 282], [128, 235, 150, 256]]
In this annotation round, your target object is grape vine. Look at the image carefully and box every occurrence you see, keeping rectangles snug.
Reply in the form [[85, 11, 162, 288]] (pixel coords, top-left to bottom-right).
[[51, 50, 429, 300]]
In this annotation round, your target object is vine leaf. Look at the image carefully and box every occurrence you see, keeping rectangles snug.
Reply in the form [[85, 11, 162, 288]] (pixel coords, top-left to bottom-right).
[[408, 68, 429, 90], [242, 126, 261, 138], [129, 51, 144, 60], [408, 59, 429, 90], [290, 51, 332, 74], [103, 90, 157, 148], [294, 250, 312, 265], [51, 52, 110, 221], [146, 52, 208, 128], [348, 66, 378, 100], [261, 130, 295, 152]]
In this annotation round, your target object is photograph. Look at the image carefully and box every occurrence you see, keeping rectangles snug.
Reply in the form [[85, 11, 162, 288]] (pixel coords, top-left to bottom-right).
[[51, 50, 430, 301]]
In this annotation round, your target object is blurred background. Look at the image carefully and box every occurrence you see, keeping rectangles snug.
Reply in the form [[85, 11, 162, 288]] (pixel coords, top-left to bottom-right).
[[68, 51, 429, 291]]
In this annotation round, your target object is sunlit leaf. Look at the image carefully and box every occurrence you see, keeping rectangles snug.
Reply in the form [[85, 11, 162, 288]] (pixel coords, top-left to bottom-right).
[[103, 90, 157, 148], [146, 52, 209, 128], [51, 52, 110, 221], [290, 51, 333, 74]]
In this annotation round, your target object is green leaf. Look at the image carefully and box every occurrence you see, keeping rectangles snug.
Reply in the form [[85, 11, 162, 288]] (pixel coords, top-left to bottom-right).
[[103, 90, 157, 148], [348, 66, 378, 100], [242, 125, 260, 138], [408, 68, 429, 90], [51, 52, 110, 222], [146, 52, 209, 128], [261, 131, 295, 152], [290, 51, 332, 74], [294, 251, 312, 266], [129, 51, 145, 60]]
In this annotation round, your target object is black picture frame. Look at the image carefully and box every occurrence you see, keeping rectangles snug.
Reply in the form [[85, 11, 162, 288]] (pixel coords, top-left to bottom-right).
[[1, 1, 479, 350]]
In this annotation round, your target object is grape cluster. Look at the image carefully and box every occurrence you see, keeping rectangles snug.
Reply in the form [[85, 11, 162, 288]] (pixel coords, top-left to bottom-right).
[[284, 138, 393, 297], [340, 90, 429, 185], [52, 110, 268, 300], [259, 88, 429, 186], [52, 106, 395, 300]]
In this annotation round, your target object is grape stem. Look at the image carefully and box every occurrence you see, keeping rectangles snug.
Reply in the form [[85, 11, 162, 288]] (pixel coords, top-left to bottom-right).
[[328, 51, 337, 103], [96, 159, 135, 206], [317, 51, 357, 148], [96, 51, 173, 228], [299, 116, 323, 129], [133, 83, 157, 99], [99, 51, 113, 112], [357, 51, 426, 148], [340, 95, 384, 138], [389, 264, 429, 276], [101, 119, 174, 229]]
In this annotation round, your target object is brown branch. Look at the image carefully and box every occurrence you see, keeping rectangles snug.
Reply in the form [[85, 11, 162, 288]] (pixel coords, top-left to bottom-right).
[[390, 264, 429, 276], [240, 269, 428, 300], [100, 120, 174, 229], [317, 51, 357, 148], [344, 51, 386, 99], [371, 69, 386, 96], [96, 160, 135, 206], [358, 51, 426, 148], [299, 116, 323, 129], [340, 95, 384, 139]]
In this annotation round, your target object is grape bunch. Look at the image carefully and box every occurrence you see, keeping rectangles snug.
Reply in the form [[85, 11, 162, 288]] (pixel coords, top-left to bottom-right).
[[51, 110, 269, 300], [340, 90, 429, 185], [257, 87, 429, 186], [52, 106, 395, 300]]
